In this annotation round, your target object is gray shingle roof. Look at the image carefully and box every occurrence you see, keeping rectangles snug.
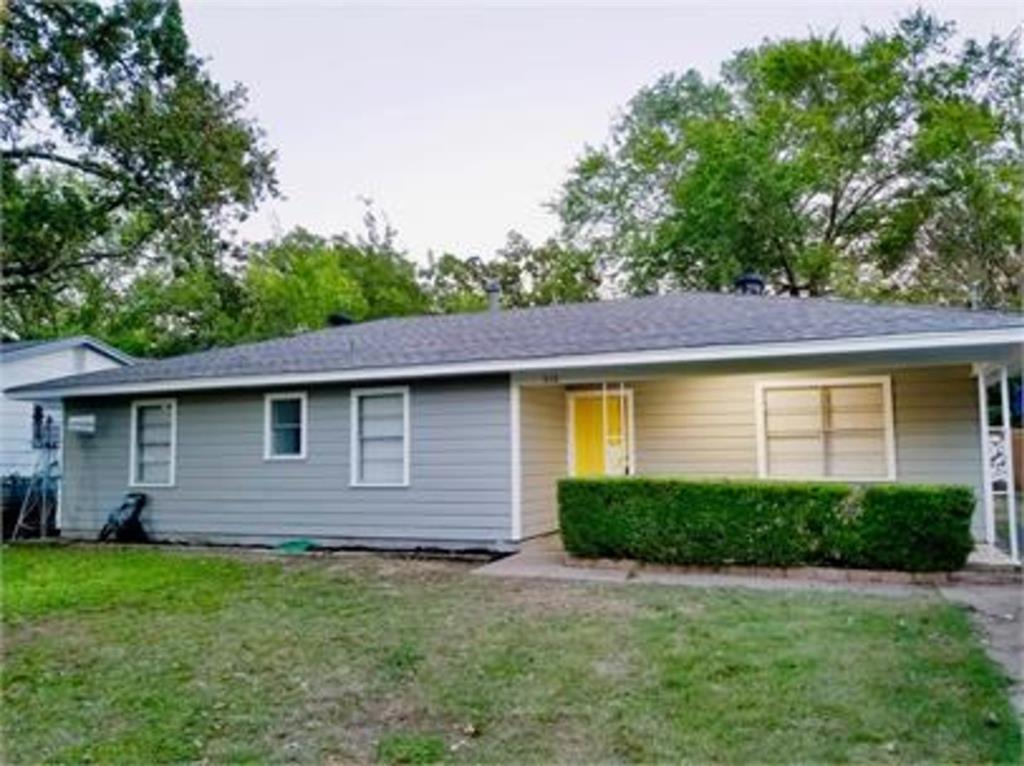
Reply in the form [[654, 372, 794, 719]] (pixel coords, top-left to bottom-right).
[[9, 292, 1024, 394], [1, 339, 48, 354]]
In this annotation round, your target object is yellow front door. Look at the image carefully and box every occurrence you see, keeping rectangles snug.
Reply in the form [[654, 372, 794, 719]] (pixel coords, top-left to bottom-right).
[[572, 394, 630, 477]]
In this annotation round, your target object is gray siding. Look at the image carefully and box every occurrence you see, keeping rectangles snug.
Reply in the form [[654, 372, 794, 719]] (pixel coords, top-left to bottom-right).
[[520, 386, 566, 538], [63, 376, 512, 547]]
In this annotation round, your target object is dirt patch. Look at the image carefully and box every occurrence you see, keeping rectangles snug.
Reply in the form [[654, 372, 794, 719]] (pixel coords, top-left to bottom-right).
[[3, 616, 94, 650], [260, 676, 448, 764], [491, 578, 647, 619], [318, 554, 476, 586]]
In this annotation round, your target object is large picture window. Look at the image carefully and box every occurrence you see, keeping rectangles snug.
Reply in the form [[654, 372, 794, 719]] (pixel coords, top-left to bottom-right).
[[264, 392, 308, 460], [351, 387, 409, 487], [130, 399, 176, 486], [756, 377, 895, 481]]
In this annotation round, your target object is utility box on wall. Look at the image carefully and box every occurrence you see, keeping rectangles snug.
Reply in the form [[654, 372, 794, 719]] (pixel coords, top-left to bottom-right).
[[67, 414, 97, 435]]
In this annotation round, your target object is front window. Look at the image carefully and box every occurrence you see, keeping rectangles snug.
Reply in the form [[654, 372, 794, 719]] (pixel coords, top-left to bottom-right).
[[351, 388, 409, 486], [131, 399, 176, 486], [757, 377, 895, 481], [265, 392, 307, 460]]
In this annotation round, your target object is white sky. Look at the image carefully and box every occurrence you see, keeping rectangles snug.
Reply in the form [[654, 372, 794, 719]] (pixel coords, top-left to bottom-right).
[[180, 0, 1021, 263]]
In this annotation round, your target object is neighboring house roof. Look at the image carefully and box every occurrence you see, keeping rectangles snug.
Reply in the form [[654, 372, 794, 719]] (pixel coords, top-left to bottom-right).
[[0, 335, 135, 367], [6, 292, 1023, 398]]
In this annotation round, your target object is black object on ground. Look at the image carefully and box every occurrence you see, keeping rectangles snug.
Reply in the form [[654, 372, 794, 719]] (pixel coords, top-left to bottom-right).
[[2, 475, 57, 540], [98, 493, 149, 543]]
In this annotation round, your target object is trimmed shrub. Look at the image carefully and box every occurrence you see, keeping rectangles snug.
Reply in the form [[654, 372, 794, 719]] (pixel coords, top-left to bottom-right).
[[558, 477, 975, 572]]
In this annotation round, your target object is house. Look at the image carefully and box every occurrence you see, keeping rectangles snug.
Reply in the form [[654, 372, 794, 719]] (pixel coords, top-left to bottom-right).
[[0, 337, 133, 477], [6, 292, 1023, 557]]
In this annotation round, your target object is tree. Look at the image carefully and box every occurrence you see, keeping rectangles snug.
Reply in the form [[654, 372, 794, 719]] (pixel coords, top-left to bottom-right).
[[32, 261, 248, 358], [332, 202, 431, 320], [1, 0, 277, 327], [239, 221, 429, 342], [240, 230, 368, 340], [557, 12, 1022, 307], [422, 232, 601, 313]]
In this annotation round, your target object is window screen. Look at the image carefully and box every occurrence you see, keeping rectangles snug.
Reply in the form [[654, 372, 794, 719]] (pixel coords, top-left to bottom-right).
[[354, 391, 407, 485], [762, 382, 890, 480], [133, 401, 174, 485]]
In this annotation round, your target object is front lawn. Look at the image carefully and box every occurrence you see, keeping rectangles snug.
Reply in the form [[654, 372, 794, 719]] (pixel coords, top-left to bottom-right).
[[2, 545, 1020, 763]]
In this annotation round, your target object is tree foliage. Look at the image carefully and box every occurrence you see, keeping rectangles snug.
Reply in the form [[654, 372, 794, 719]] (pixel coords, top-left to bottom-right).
[[557, 12, 1022, 307], [421, 232, 601, 313], [1, 0, 277, 326]]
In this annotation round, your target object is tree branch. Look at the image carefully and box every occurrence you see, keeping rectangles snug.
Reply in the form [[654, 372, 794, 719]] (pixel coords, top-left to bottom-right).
[[3, 148, 124, 182]]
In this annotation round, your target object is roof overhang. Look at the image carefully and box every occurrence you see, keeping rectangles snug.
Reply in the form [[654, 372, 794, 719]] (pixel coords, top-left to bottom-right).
[[6, 327, 1022, 400]]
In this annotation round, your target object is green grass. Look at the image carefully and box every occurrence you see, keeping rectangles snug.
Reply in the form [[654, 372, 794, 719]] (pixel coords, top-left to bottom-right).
[[2, 545, 1020, 764]]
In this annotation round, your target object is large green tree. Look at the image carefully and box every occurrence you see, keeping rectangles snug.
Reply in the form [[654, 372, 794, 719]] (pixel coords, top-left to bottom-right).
[[44, 219, 432, 357], [557, 12, 1022, 307], [44, 262, 249, 357], [238, 221, 428, 341], [1, 0, 277, 335], [422, 231, 601, 313]]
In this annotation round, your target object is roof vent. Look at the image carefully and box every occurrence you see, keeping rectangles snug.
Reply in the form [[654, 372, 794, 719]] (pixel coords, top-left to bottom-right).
[[484, 279, 501, 313], [327, 312, 354, 327], [733, 271, 765, 296]]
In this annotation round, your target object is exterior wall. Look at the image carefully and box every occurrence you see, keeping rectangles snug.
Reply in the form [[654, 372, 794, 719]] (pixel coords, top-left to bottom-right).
[[635, 365, 983, 535], [520, 386, 567, 538], [0, 348, 123, 476], [62, 376, 512, 548], [632, 365, 978, 479], [523, 364, 985, 538]]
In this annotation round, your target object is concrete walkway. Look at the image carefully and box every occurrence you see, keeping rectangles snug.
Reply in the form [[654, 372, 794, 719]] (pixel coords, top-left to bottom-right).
[[476, 536, 1023, 711], [940, 583, 1023, 712], [476, 536, 925, 596]]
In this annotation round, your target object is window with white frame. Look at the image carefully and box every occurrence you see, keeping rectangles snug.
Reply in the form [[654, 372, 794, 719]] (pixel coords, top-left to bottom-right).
[[351, 388, 409, 486], [130, 399, 176, 486], [756, 377, 895, 481], [265, 392, 307, 460]]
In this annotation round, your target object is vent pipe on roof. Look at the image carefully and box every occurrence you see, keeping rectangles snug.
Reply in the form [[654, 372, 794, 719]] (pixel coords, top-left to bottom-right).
[[484, 279, 501, 313]]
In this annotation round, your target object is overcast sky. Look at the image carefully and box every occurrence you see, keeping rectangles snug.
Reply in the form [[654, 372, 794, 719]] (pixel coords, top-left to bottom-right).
[[180, 0, 1020, 263]]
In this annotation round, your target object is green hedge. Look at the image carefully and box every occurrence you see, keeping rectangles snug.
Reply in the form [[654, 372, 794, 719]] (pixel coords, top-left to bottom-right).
[[558, 478, 975, 572]]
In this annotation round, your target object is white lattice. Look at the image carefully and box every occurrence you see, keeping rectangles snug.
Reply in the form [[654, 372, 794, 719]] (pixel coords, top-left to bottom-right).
[[989, 432, 1009, 485]]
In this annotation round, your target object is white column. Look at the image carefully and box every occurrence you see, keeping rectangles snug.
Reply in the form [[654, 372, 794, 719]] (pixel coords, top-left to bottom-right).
[[509, 380, 522, 542], [601, 381, 609, 474], [999, 367, 1019, 563], [977, 372, 996, 544]]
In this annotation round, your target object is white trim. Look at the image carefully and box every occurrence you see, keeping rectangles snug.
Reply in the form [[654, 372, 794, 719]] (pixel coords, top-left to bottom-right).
[[998, 367, 1019, 564], [129, 398, 177, 487], [754, 376, 896, 482], [977, 372, 997, 544], [350, 386, 410, 488], [565, 387, 636, 477], [57, 406, 66, 529], [10, 327, 1023, 399], [1, 335, 135, 366], [263, 391, 308, 461], [510, 381, 522, 541]]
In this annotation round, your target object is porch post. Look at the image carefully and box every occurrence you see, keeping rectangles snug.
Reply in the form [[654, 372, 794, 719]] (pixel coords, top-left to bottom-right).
[[977, 371, 996, 544], [999, 367, 1019, 563], [510, 379, 522, 542]]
